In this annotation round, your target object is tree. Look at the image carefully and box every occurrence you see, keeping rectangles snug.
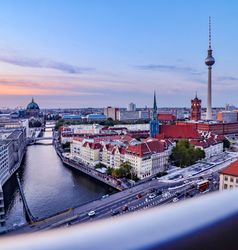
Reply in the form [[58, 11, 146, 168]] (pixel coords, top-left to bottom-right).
[[107, 167, 113, 175], [223, 138, 231, 149], [55, 119, 65, 130], [95, 163, 107, 169], [170, 139, 205, 168], [109, 161, 135, 179]]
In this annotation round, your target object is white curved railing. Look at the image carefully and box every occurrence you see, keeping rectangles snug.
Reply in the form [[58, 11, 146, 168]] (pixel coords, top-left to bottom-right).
[[1, 189, 238, 250]]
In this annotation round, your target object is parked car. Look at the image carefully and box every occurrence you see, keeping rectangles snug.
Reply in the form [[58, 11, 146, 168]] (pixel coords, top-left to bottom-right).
[[111, 210, 120, 216], [149, 193, 156, 199], [101, 194, 109, 199], [173, 198, 179, 203], [122, 205, 129, 211], [136, 193, 142, 199], [88, 210, 96, 217]]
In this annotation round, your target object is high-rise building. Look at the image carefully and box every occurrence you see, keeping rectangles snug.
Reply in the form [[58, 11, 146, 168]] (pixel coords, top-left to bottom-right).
[[127, 103, 136, 111], [191, 93, 201, 121], [103, 107, 118, 120], [205, 17, 215, 120], [150, 91, 159, 138]]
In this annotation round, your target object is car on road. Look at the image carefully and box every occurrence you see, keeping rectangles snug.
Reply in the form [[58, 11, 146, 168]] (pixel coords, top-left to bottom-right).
[[101, 194, 109, 199], [122, 205, 129, 211], [111, 210, 120, 216], [156, 190, 162, 195], [162, 192, 170, 198], [173, 198, 179, 203], [149, 193, 156, 199], [149, 188, 156, 193], [88, 210, 96, 217], [136, 193, 142, 199]]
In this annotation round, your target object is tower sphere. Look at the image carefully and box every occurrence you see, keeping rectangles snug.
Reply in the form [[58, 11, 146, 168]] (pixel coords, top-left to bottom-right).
[[205, 55, 215, 66]]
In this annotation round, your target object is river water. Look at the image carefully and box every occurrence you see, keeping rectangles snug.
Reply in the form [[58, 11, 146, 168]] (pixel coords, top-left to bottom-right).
[[3, 127, 111, 228]]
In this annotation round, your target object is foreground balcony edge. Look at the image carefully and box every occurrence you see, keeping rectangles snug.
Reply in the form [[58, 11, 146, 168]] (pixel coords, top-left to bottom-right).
[[1, 189, 238, 250]]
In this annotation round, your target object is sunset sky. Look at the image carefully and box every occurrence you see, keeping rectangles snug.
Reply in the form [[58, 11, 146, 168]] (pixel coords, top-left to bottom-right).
[[0, 0, 237, 108]]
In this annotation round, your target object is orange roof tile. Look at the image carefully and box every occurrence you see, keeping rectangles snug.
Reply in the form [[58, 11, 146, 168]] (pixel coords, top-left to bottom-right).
[[220, 160, 238, 177]]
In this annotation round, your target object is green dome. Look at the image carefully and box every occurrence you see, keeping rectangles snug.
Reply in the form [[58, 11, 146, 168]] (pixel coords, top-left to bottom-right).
[[27, 98, 40, 110]]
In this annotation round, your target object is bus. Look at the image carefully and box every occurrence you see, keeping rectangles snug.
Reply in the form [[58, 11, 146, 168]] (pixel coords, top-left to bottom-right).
[[197, 180, 209, 192]]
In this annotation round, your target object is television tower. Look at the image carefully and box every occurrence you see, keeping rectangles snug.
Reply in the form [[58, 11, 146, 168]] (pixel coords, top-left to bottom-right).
[[205, 17, 215, 120]]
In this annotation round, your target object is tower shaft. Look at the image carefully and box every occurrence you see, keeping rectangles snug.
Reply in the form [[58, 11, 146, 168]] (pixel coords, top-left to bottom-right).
[[206, 66, 212, 120]]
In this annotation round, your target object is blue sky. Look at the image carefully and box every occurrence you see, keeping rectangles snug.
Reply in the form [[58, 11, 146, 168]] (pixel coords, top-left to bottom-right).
[[0, 0, 237, 108]]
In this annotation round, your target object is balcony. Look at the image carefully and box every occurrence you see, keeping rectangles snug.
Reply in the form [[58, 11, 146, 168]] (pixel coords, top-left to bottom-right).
[[1, 189, 238, 249]]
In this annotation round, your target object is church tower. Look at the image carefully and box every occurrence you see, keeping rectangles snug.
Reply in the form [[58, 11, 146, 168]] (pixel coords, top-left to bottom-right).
[[150, 91, 159, 138]]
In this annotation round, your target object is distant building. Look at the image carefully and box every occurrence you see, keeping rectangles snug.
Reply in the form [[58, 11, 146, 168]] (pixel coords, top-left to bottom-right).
[[139, 110, 150, 120], [150, 91, 159, 138], [191, 94, 201, 121], [217, 111, 238, 123], [116, 110, 140, 122], [103, 107, 118, 120], [86, 114, 107, 122], [225, 104, 236, 111], [26, 98, 40, 118], [127, 103, 136, 111], [114, 124, 150, 131], [62, 114, 82, 121], [219, 160, 238, 190]]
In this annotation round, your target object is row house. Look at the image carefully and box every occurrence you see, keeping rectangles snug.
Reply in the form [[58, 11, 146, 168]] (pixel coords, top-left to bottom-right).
[[190, 139, 223, 158], [125, 139, 170, 179], [70, 138, 101, 167], [80, 142, 102, 167], [190, 132, 224, 158], [100, 144, 126, 168]]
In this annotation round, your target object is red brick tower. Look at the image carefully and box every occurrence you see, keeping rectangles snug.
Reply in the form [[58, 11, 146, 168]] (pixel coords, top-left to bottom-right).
[[191, 93, 201, 121]]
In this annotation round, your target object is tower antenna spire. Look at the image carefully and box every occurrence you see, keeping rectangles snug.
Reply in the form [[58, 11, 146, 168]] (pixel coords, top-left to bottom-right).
[[209, 16, 211, 49]]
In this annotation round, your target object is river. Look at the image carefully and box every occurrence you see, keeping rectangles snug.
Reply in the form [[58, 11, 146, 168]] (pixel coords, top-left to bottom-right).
[[3, 127, 111, 229]]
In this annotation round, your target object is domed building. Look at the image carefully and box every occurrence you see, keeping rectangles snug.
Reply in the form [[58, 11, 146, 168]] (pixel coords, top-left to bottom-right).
[[26, 98, 40, 117]]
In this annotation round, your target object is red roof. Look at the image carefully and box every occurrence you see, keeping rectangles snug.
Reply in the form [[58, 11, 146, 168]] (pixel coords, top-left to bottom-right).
[[220, 160, 238, 177], [83, 142, 102, 150], [73, 137, 84, 142], [126, 139, 165, 157], [157, 113, 176, 121], [103, 144, 126, 155], [158, 124, 201, 140], [190, 140, 210, 148]]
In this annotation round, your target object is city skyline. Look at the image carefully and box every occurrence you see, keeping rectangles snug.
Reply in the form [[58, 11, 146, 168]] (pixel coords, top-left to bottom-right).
[[0, 0, 238, 108]]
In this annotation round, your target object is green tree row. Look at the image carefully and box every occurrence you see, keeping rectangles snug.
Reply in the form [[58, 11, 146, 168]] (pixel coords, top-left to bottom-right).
[[106, 162, 137, 180]]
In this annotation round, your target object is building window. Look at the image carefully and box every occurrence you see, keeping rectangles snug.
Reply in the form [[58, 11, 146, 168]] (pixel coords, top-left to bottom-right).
[[224, 176, 228, 181], [230, 177, 234, 182], [224, 184, 227, 189], [236, 178, 238, 184]]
